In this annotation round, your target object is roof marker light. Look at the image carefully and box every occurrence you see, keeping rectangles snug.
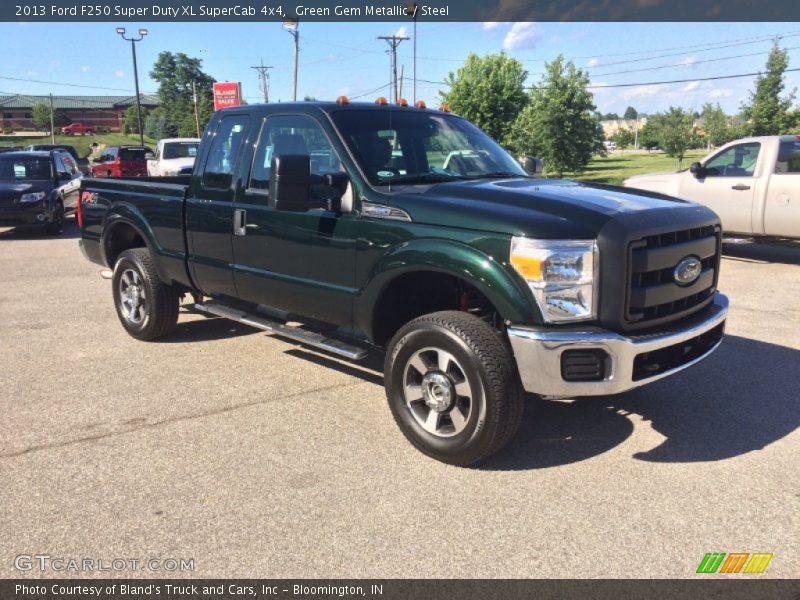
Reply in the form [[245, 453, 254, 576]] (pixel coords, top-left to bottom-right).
[[397, 98, 409, 107], [336, 95, 350, 105], [415, 100, 427, 109], [439, 104, 451, 113], [375, 96, 389, 105]]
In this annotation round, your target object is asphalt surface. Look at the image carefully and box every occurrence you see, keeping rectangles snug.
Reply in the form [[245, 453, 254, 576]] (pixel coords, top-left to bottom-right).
[[0, 219, 798, 579]]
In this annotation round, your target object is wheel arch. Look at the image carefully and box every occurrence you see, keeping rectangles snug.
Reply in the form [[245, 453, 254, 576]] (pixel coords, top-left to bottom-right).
[[357, 238, 536, 346]]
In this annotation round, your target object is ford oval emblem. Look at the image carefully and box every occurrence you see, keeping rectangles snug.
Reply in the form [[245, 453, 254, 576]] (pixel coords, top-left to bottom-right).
[[674, 256, 702, 286]]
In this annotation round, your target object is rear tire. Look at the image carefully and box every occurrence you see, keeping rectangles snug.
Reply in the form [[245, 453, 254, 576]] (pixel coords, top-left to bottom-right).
[[112, 247, 180, 341], [384, 311, 524, 466]]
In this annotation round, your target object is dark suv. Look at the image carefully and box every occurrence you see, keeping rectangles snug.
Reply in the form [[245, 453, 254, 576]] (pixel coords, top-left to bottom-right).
[[0, 150, 82, 234]]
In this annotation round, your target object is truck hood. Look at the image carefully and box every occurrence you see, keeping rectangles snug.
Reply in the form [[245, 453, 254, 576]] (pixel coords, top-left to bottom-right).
[[623, 171, 684, 196], [388, 178, 693, 238]]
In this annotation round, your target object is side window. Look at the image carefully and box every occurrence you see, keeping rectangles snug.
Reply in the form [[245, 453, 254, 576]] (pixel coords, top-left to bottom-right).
[[775, 140, 800, 173], [249, 114, 342, 192], [202, 116, 248, 189], [53, 154, 66, 175], [64, 156, 79, 176], [107, 148, 117, 160], [704, 143, 760, 177]]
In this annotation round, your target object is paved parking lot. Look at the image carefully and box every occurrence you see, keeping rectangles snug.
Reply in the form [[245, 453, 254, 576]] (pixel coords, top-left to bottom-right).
[[0, 219, 798, 579]]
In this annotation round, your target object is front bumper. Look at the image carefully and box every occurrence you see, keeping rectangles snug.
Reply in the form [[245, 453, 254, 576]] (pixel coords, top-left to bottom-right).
[[507, 293, 728, 397], [0, 206, 51, 227]]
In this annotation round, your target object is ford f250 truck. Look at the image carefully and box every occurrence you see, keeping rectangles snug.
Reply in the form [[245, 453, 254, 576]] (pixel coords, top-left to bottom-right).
[[78, 100, 729, 465]]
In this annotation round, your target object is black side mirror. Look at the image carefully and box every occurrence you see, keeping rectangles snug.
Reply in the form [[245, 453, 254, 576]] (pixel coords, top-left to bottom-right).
[[522, 156, 543, 176], [689, 162, 706, 178], [269, 155, 311, 212]]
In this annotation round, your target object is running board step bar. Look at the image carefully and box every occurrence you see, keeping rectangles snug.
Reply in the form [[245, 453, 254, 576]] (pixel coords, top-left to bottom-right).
[[193, 300, 368, 361]]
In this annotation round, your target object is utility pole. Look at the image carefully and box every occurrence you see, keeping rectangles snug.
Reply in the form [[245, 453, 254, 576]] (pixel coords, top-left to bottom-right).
[[398, 64, 404, 100], [283, 18, 299, 101], [191, 81, 201, 138], [378, 34, 409, 102], [251, 59, 273, 103], [116, 27, 148, 147], [48, 93, 55, 143]]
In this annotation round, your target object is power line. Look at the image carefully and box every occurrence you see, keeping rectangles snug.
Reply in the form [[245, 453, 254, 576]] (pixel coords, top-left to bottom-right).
[[378, 35, 410, 103], [350, 82, 390, 100], [0, 75, 156, 94], [591, 44, 800, 78], [405, 67, 800, 91]]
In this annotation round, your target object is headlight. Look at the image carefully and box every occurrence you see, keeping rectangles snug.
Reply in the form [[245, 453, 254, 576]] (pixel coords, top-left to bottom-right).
[[510, 237, 598, 323], [19, 191, 46, 203]]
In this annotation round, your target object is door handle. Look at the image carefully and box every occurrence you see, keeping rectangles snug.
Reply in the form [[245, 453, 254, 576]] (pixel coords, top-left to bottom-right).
[[233, 209, 247, 236], [731, 184, 750, 191]]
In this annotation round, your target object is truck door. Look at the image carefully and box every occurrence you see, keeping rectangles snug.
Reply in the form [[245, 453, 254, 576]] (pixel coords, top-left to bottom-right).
[[230, 113, 357, 327], [679, 142, 760, 235], [765, 138, 800, 237], [186, 114, 250, 298]]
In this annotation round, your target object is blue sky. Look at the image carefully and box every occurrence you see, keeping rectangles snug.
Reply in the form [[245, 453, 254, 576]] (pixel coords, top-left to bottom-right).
[[2, 21, 799, 115]]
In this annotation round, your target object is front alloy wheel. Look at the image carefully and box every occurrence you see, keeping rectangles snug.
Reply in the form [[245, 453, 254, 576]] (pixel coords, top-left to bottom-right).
[[385, 310, 524, 466], [403, 347, 474, 437]]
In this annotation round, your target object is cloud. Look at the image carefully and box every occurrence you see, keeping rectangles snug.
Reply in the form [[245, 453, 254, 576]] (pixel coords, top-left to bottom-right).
[[482, 22, 504, 30], [709, 88, 734, 98], [81, 66, 90, 73], [683, 81, 700, 92], [681, 55, 698, 68], [620, 84, 665, 100], [395, 26, 408, 38], [502, 22, 540, 51], [587, 58, 600, 68], [115, 70, 125, 78]]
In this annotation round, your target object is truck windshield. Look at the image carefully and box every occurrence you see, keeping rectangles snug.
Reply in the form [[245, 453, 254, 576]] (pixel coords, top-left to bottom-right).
[[330, 108, 527, 186], [0, 156, 52, 180]]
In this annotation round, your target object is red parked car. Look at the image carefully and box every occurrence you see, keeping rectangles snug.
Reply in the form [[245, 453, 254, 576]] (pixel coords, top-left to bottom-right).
[[90, 146, 149, 178], [60, 123, 94, 135]]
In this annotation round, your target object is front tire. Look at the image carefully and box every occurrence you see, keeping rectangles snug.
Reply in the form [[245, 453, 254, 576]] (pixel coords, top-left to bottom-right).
[[44, 203, 64, 235], [112, 248, 180, 340], [385, 311, 524, 466]]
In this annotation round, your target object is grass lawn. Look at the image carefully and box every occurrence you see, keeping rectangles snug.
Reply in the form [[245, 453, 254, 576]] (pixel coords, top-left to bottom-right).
[[0, 133, 157, 158], [573, 149, 709, 185]]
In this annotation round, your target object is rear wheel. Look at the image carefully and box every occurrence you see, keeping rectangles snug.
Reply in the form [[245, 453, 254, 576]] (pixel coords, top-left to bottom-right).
[[112, 248, 180, 340], [385, 311, 524, 466]]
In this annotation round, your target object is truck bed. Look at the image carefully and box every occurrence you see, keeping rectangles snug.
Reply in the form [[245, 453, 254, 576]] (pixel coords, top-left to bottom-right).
[[79, 175, 193, 289]]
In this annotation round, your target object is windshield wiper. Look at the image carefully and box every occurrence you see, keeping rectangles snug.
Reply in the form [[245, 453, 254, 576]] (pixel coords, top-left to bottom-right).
[[468, 172, 530, 180], [380, 173, 468, 185]]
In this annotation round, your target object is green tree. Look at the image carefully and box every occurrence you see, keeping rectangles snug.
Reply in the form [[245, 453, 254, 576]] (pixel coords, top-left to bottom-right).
[[612, 127, 635, 154], [701, 102, 730, 147], [440, 53, 528, 148], [741, 42, 795, 135], [623, 106, 638, 120], [144, 108, 174, 140], [654, 107, 694, 168], [124, 105, 149, 135], [150, 52, 215, 138], [638, 120, 660, 152], [510, 55, 598, 177], [601, 112, 620, 120], [31, 103, 52, 132]]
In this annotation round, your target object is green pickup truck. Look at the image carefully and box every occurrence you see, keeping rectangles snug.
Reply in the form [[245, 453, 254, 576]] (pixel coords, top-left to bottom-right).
[[78, 100, 728, 465]]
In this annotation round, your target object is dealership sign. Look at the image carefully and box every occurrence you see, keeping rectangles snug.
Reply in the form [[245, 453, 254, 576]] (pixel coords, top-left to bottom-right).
[[213, 82, 242, 111]]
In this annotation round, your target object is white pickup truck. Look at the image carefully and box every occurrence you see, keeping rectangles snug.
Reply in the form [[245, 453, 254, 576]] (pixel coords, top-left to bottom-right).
[[146, 138, 201, 177], [624, 135, 800, 239]]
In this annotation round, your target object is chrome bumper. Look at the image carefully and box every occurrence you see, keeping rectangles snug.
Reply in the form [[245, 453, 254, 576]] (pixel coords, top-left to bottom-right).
[[507, 293, 729, 397]]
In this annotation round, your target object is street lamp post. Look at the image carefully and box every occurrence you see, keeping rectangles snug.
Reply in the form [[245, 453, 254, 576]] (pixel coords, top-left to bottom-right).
[[116, 27, 148, 147], [283, 18, 299, 101]]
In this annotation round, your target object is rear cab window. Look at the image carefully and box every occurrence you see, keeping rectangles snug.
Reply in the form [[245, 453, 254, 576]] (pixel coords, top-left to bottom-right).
[[775, 140, 800, 173]]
